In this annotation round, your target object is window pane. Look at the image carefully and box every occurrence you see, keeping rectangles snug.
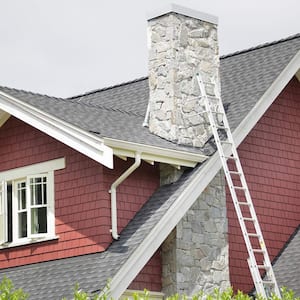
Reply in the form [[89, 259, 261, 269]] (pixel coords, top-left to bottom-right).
[[31, 177, 47, 205], [31, 207, 47, 234], [17, 182, 26, 210], [18, 212, 27, 238]]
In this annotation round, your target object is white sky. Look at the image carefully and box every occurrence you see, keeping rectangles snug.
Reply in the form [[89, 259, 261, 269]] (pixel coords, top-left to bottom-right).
[[0, 0, 299, 98]]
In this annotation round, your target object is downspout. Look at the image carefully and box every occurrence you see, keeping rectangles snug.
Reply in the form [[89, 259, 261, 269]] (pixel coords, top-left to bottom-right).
[[109, 152, 142, 240]]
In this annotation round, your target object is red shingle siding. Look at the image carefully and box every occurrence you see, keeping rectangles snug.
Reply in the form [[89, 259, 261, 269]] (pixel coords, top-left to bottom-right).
[[0, 117, 160, 269], [129, 250, 162, 292], [227, 77, 300, 292]]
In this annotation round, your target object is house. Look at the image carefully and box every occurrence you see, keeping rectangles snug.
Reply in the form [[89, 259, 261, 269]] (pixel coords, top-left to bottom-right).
[[0, 3, 299, 299]]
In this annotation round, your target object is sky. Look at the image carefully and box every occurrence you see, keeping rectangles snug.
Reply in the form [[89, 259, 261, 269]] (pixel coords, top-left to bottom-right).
[[0, 0, 299, 98]]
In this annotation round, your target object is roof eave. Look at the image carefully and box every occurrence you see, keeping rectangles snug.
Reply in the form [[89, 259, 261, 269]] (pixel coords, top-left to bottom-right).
[[103, 137, 208, 168], [0, 91, 114, 169]]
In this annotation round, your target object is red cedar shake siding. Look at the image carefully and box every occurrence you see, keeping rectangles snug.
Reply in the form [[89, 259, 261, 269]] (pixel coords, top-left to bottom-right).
[[129, 250, 162, 292], [0, 117, 160, 269], [227, 77, 300, 292]]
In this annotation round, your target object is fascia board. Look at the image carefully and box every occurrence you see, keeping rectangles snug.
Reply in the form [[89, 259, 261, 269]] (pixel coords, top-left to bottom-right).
[[233, 50, 300, 148], [109, 51, 300, 298], [0, 110, 10, 127], [0, 92, 113, 169], [104, 138, 207, 167], [296, 69, 300, 82]]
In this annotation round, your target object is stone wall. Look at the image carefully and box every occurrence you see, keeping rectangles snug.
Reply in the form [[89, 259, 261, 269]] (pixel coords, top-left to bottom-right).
[[148, 12, 220, 147], [161, 170, 230, 296]]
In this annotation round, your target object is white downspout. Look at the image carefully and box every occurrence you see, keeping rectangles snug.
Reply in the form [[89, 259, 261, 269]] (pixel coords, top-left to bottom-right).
[[109, 152, 142, 240]]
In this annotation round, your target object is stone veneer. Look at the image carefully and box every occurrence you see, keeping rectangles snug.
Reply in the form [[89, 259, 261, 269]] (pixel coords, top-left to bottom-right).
[[148, 10, 220, 147], [161, 170, 230, 296]]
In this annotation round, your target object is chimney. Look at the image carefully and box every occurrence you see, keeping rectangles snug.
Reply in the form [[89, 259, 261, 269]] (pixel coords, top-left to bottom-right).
[[147, 4, 219, 147]]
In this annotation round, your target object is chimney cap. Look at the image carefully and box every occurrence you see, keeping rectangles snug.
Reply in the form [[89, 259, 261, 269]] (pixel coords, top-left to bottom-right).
[[147, 3, 218, 25]]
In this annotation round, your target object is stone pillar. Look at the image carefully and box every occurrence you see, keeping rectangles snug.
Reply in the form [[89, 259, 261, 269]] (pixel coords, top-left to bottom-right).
[[161, 171, 230, 296], [148, 4, 220, 147]]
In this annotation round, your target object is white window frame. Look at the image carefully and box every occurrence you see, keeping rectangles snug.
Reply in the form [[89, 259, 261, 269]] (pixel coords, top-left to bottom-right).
[[0, 158, 65, 247]]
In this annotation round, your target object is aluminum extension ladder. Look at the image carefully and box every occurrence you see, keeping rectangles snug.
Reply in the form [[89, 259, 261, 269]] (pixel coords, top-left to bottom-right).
[[196, 73, 281, 298]]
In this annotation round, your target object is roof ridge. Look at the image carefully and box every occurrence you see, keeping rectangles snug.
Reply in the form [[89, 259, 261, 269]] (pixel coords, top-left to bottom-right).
[[0, 84, 64, 100], [220, 33, 300, 60], [67, 76, 148, 100]]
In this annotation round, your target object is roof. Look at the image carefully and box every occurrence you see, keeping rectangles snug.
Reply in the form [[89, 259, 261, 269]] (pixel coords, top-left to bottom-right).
[[0, 34, 299, 299], [273, 225, 300, 296]]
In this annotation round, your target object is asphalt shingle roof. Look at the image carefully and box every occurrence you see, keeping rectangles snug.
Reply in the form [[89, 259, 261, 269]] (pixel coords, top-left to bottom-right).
[[273, 226, 300, 296], [0, 34, 299, 299]]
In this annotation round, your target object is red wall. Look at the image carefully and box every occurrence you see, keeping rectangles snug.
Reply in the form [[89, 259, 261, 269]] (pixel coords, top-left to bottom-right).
[[129, 249, 162, 292], [0, 117, 160, 269], [227, 77, 300, 292]]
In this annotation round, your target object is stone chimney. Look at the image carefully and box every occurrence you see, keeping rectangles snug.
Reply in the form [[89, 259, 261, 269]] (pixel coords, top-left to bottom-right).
[[147, 4, 219, 147]]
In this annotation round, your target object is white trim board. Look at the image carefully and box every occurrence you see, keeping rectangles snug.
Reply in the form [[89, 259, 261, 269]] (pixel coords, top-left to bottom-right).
[[0, 92, 114, 169], [104, 138, 208, 168], [0, 157, 65, 181], [109, 52, 300, 299]]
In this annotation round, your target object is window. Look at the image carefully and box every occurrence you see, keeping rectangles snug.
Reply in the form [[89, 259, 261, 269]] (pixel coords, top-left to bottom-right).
[[0, 158, 65, 246]]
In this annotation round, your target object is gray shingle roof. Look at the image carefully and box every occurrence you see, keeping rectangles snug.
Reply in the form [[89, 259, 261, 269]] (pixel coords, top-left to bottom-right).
[[0, 34, 299, 299], [273, 226, 300, 296]]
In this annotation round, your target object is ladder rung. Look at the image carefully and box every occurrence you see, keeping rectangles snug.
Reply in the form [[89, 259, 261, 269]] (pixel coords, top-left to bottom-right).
[[211, 110, 224, 115], [224, 156, 237, 160], [257, 265, 270, 270], [248, 233, 260, 237], [215, 125, 228, 130], [233, 186, 246, 190], [262, 281, 275, 285], [238, 202, 250, 206], [243, 217, 255, 222], [253, 249, 265, 253], [221, 140, 232, 145], [229, 171, 241, 176]]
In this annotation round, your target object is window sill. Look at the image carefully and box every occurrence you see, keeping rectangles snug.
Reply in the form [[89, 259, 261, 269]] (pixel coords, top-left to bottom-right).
[[0, 235, 59, 249]]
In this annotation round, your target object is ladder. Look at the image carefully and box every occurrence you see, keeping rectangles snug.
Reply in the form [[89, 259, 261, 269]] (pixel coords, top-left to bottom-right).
[[196, 73, 281, 298]]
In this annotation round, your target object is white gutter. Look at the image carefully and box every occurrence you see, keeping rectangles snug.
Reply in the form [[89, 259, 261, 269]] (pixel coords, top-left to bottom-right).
[[109, 152, 142, 240]]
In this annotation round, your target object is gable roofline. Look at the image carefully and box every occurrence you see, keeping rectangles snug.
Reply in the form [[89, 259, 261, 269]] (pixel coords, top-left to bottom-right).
[[0, 90, 114, 169], [108, 49, 300, 298]]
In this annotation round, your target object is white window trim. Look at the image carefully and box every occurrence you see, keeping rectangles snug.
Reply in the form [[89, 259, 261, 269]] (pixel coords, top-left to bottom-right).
[[0, 158, 65, 248]]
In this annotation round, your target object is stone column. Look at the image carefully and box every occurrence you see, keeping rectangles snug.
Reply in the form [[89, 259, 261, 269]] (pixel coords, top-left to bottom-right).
[[148, 4, 220, 147], [161, 171, 230, 296]]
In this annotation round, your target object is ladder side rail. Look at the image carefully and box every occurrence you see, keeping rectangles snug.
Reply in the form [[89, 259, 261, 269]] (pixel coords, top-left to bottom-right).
[[213, 86, 281, 296], [198, 76, 267, 297], [197, 74, 281, 298]]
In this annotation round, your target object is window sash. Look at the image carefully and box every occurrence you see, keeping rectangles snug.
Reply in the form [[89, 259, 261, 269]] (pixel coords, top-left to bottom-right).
[[12, 173, 54, 242]]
